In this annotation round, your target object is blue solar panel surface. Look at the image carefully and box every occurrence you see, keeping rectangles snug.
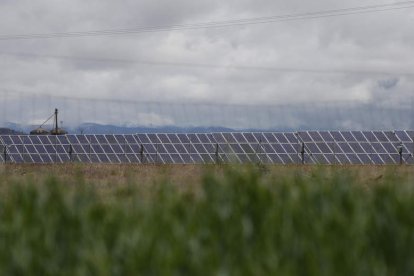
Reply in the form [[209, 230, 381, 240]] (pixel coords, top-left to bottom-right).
[[0, 131, 413, 164]]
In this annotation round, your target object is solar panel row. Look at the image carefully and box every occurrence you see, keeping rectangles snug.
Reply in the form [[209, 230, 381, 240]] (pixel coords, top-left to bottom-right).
[[0, 131, 413, 165]]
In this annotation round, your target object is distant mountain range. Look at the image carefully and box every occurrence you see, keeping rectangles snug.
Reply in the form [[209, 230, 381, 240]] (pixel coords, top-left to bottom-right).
[[1, 122, 241, 135], [72, 123, 239, 134], [0, 128, 26, 135]]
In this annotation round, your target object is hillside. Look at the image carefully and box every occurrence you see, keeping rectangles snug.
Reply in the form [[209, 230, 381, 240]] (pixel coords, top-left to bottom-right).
[[0, 128, 26, 135]]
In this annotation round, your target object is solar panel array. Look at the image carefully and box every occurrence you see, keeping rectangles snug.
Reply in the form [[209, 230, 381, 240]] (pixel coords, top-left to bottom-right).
[[0, 131, 413, 165]]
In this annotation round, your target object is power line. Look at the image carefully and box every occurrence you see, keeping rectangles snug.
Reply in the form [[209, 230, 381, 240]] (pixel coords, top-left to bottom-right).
[[0, 88, 399, 108], [2, 51, 414, 77], [0, 1, 413, 40]]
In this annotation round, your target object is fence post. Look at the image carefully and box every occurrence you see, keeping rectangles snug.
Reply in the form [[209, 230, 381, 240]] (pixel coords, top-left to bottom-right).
[[3, 145, 6, 164], [68, 144, 73, 162], [215, 143, 219, 164], [156, 144, 159, 164], [140, 144, 144, 164], [124, 143, 127, 163], [301, 142, 305, 165], [257, 137, 262, 165], [398, 143, 403, 165]]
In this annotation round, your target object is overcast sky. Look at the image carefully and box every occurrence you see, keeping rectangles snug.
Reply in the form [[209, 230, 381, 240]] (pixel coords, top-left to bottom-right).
[[0, 0, 413, 127]]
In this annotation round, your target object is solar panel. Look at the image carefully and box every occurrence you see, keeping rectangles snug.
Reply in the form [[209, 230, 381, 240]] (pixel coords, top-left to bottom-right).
[[106, 135, 117, 144], [283, 144, 296, 154], [167, 134, 180, 143], [268, 154, 282, 164], [0, 145, 4, 163], [279, 154, 294, 164], [156, 144, 168, 154], [298, 132, 312, 142], [211, 133, 225, 144], [372, 143, 386, 154], [320, 132, 334, 142], [243, 133, 257, 143], [253, 133, 266, 143], [170, 154, 184, 164], [87, 135, 99, 144], [373, 132, 388, 142], [313, 154, 329, 164], [342, 131, 356, 142], [273, 133, 287, 143], [349, 143, 363, 153], [30, 136, 42, 144], [263, 133, 277, 143], [164, 144, 177, 154], [95, 135, 108, 144], [0, 130, 413, 165], [351, 131, 367, 142], [39, 136, 51, 144], [406, 131, 414, 141], [316, 142, 331, 153], [309, 131, 323, 142], [307, 143, 321, 154], [11, 136, 23, 144], [177, 134, 190, 144], [67, 135, 79, 144], [25, 145, 35, 153], [222, 133, 237, 143], [324, 154, 338, 164], [31, 154, 42, 163], [125, 134, 138, 144], [330, 131, 345, 142], [158, 134, 171, 144], [186, 134, 199, 144], [181, 154, 193, 164], [271, 144, 284, 153], [240, 143, 254, 154], [363, 131, 377, 142], [384, 131, 399, 142], [338, 143, 352, 153], [1, 137, 10, 146], [370, 154, 383, 164], [57, 135, 69, 144], [135, 134, 149, 144], [285, 133, 298, 144], [358, 154, 372, 164]]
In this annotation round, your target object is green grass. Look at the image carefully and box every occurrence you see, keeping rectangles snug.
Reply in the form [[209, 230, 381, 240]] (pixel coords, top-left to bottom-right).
[[0, 165, 414, 275]]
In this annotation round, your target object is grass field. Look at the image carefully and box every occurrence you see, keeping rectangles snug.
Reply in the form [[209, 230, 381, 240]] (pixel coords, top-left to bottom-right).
[[0, 164, 413, 275]]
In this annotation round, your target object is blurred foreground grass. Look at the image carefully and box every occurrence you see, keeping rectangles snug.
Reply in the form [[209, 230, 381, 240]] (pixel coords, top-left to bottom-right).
[[0, 164, 414, 275]]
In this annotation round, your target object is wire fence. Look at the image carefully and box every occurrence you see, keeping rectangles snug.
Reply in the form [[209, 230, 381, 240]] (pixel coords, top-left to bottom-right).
[[1, 91, 414, 132], [1, 132, 412, 165]]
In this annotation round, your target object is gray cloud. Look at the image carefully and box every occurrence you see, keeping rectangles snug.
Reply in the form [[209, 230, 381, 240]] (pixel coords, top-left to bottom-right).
[[0, 0, 413, 127], [378, 78, 399, 90]]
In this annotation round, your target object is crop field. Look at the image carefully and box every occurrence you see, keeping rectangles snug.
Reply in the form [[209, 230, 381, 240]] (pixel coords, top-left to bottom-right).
[[0, 164, 414, 275]]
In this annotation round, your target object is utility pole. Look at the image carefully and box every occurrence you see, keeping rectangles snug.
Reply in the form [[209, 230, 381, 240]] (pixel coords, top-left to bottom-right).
[[55, 108, 58, 135]]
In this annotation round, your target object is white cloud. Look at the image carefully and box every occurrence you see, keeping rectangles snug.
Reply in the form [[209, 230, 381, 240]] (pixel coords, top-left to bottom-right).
[[0, 0, 413, 128]]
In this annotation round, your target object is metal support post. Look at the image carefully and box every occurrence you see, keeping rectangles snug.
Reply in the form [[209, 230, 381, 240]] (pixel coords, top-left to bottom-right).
[[68, 144, 73, 162], [215, 143, 219, 164], [398, 144, 403, 165], [156, 144, 159, 164], [301, 142, 305, 165], [140, 145, 144, 164]]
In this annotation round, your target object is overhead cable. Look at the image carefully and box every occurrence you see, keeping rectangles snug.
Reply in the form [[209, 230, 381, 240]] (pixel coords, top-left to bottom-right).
[[0, 1, 413, 40], [2, 51, 414, 76]]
